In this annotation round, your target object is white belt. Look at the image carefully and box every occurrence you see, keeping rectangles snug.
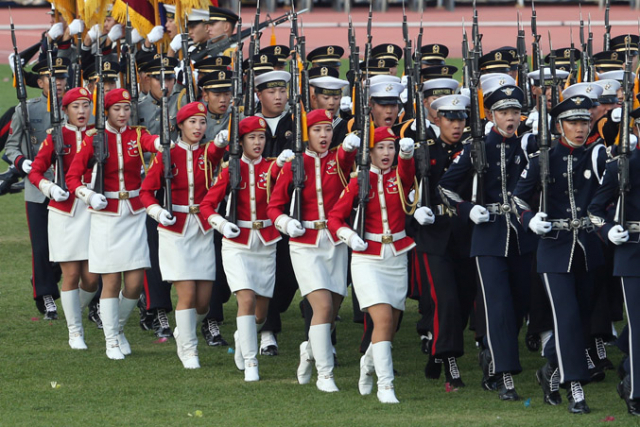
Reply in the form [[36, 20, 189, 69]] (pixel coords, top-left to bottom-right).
[[172, 204, 200, 214], [365, 231, 406, 244], [104, 189, 140, 200], [486, 202, 512, 215], [549, 217, 593, 231], [302, 220, 327, 230], [237, 219, 272, 230]]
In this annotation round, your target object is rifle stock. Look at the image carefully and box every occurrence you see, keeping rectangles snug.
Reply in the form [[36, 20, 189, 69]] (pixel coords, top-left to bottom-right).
[[92, 38, 107, 195], [159, 55, 173, 217], [46, 39, 66, 190], [227, 11, 243, 224]]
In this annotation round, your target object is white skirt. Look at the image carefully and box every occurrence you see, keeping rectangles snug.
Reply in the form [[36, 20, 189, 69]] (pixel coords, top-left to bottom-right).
[[158, 215, 215, 282], [222, 232, 277, 298], [88, 204, 150, 274], [351, 244, 408, 312], [290, 233, 348, 297], [48, 203, 91, 262]]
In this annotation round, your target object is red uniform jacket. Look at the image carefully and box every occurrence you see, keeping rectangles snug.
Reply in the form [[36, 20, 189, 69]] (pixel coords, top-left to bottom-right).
[[267, 146, 356, 246], [328, 157, 416, 257], [29, 124, 92, 215], [66, 123, 159, 215], [200, 153, 282, 246], [140, 140, 225, 235]]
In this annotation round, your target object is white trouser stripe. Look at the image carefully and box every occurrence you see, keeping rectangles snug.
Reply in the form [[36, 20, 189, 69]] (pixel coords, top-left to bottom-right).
[[622, 277, 635, 398], [475, 257, 495, 371], [542, 273, 565, 384]]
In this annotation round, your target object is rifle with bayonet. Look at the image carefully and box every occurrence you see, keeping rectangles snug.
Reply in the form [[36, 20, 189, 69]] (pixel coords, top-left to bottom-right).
[[616, 46, 633, 228], [413, 41, 430, 209], [569, 26, 577, 85], [531, 1, 541, 71], [159, 54, 173, 217], [579, 7, 587, 82], [227, 9, 243, 224], [548, 32, 559, 108], [299, 33, 311, 114], [46, 39, 66, 190], [537, 50, 551, 213], [124, 6, 140, 125], [289, 10, 305, 222], [92, 38, 108, 195], [517, 12, 532, 114], [181, 13, 196, 105], [402, 0, 415, 121], [462, 19, 470, 89], [355, 78, 372, 239], [469, 50, 487, 205], [472, 0, 483, 56], [604, 0, 611, 51], [243, 27, 256, 116], [71, 8, 82, 89], [10, 13, 35, 160], [364, 3, 373, 70], [586, 15, 595, 82]]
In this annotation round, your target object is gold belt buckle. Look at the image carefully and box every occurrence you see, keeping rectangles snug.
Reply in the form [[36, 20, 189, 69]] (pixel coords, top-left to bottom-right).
[[314, 221, 326, 230], [118, 191, 129, 200], [252, 221, 264, 230], [381, 234, 393, 244], [189, 206, 200, 214]]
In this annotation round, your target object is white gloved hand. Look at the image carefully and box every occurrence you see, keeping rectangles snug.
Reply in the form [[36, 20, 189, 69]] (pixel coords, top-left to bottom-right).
[[469, 205, 490, 224], [158, 209, 176, 226], [414, 206, 435, 225], [399, 88, 408, 104], [349, 234, 368, 251], [68, 19, 84, 36], [342, 133, 361, 152], [286, 219, 306, 237], [146, 26, 165, 44], [526, 111, 540, 135], [222, 222, 241, 239], [130, 28, 144, 44], [87, 24, 101, 43], [89, 193, 108, 210], [48, 22, 64, 40], [608, 224, 629, 245], [484, 121, 494, 136], [214, 129, 229, 148], [411, 118, 430, 132], [460, 87, 470, 98], [8, 53, 24, 74], [170, 34, 182, 52], [399, 137, 415, 157], [528, 211, 552, 235], [50, 185, 69, 202], [107, 24, 123, 42], [611, 107, 622, 123], [276, 149, 294, 167], [154, 138, 175, 152], [21, 159, 32, 174], [631, 134, 638, 151], [340, 96, 352, 112], [400, 75, 408, 87]]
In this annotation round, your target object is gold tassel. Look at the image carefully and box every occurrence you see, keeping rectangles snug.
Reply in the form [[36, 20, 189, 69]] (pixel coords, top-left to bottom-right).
[[47, 88, 51, 113], [301, 103, 308, 142], [478, 88, 485, 120], [270, 23, 276, 46]]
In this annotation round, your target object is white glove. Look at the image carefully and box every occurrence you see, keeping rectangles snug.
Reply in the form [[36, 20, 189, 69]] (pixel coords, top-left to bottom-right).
[[399, 137, 415, 157], [286, 219, 306, 237], [611, 107, 622, 123], [89, 193, 107, 210], [349, 234, 368, 251], [68, 19, 84, 36], [87, 24, 101, 43], [608, 224, 629, 245], [170, 34, 182, 52], [276, 149, 294, 167], [631, 134, 638, 151], [484, 121, 494, 136], [154, 138, 175, 152], [50, 185, 69, 202], [107, 24, 123, 42], [48, 22, 64, 40], [526, 111, 539, 135], [148, 205, 176, 226], [342, 133, 361, 152], [414, 206, 435, 225], [214, 129, 229, 148], [400, 75, 408, 87], [130, 28, 144, 44], [399, 88, 408, 104], [21, 159, 32, 174], [147, 25, 165, 44], [340, 96, 352, 112], [8, 53, 24, 74], [460, 87, 470, 98], [410, 118, 430, 132], [528, 212, 552, 235], [469, 205, 490, 224], [221, 222, 241, 239]]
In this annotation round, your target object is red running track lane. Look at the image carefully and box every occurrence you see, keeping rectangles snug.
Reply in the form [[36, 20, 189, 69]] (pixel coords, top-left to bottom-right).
[[0, 4, 638, 62]]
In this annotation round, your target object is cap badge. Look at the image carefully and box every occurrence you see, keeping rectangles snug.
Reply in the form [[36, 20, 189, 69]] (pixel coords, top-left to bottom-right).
[[625, 35, 632, 44], [104, 62, 111, 70], [442, 67, 449, 75], [321, 67, 328, 76], [387, 45, 394, 54], [55, 57, 63, 66], [259, 118, 266, 127], [80, 88, 88, 96], [564, 49, 571, 58], [387, 128, 394, 136], [123, 91, 130, 100], [378, 59, 385, 68], [495, 52, 502, 61], [325, 110, 332, 119], [451, 98, 459, 105], [502, 87, 514, 96], [198, 103, 205, 112], [586, 85, 593, 93], [260, 54, 268, 64], [385, 84, 393, 92], [218, 71, 225, 80], [162, 57, 169, 66], [612, 52, 618, 60], [433, 45, 440, 54], [499, 78, 506, 85], [274, 46, 282, 55], [327, 46, 335, 55], [573, 96, 584, 105], [605, 83, 611, 90], [215, 57, 223, 65]]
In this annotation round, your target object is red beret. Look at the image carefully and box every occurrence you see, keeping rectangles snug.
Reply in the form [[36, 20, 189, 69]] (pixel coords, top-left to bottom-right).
[[177, 101, 207, 124], [104, 88, 131, 110], [62, 87, 92, 108], [373, 126, 397, 146], [306, 109, 333, 128], [239, 116, 267, 138]]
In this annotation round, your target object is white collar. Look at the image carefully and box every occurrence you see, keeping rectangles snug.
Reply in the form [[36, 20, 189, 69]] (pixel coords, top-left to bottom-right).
[[305, 148, 329, 159], [106, 122, 127, 134], [177, 138, 198, 151], [64, 123, 86, 132], [370, 165, 391, 175], [241, 154, 263, 165]]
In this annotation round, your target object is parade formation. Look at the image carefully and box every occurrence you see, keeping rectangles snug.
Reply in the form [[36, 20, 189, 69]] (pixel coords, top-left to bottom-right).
[[4, 0, 640, 416]]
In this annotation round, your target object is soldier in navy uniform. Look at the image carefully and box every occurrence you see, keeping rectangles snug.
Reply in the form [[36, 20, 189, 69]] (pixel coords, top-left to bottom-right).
[[438, 85, 537, 401], [513, 95, 606, 414]]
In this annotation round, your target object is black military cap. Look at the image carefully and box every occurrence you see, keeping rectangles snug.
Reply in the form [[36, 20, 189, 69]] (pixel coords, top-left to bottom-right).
[[494, 47, 518, 71], [309, 66, 340, 79], [550, 95, 593, 120], [33, 56, 70, 77], [143, 55, 179, 76], [208, 6, 239, 25], [194, 56, 231, 73], [242, 54, 277, 75], [479, 50, 513, 74], [260, 45, 290, 67], [484, 85, 524, 111], [199, 70, 233, 92], [163, 4, 176, 20], [136, 51, 155, 72], [307, 45, 344, 67], [544, 47, 578, 72], [359, 58, 393, 76], [371, 44, 403, 62], [83, 59, 120, 81], [611, 34, 639, 56], [417, 44, 449, 65], [593, 50, 625, 72], [419, 65, 458, 81]]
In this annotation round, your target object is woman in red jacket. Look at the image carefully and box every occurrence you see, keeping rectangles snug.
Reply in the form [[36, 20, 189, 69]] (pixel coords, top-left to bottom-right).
[[66, 88, 163, 360], [140, 101, 224, 369], [267, 109, 360, 392], [29, 87, 100, 350], [201, 116, 291, 381], [328, 126, 416, 404]]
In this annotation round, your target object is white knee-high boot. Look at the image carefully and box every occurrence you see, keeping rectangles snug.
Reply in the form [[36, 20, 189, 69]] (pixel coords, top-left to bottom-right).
[[61, 289, 87, 350], [309, 323, 338, 392], [118, 292, 138, 355], [100, 298, 124, 360], [175, 308, 200, 369], [297, 339, 314, 385], [359, 344, 375, 395], [372, 341, 399, 403], [78, 288, 97, 312], [237, 315, 259, 381]]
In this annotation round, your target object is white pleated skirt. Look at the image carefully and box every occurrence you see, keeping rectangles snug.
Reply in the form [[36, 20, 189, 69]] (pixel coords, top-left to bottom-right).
[[158, 215, 215, 282], [351, 244, 408, 312], [290, 233, 348, 297], [222, 232, 277, 298], [48, 203, 91, 262]]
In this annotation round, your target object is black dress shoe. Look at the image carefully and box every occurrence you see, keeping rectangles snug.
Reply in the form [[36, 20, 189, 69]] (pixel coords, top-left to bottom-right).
[[497, 373, 520, 401], [87, 300, 103, 329], [42, 295, 58, 320], [567, 381, 590, 414], [424, 356, 442, 380], [617, 374, 640, 416], [536, 362, 562, 405], [152, 308, 173, 338], [201, 319, 228, 346], [479, 349, 497, 391], [444, 357, 465, 388], [260, 345, 278, 356]]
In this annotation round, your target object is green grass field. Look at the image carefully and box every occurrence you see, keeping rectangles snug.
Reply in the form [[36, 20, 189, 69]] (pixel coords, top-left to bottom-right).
[[0, 63, 635, 426]]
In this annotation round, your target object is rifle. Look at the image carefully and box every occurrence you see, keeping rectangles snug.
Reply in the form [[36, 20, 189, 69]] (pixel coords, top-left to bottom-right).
[[46, 40, 66, 190], [227, 7, 243, 224], [537, 52, 551, 214], [548, 32, 559, 109], [243, 28, 256, 116], [181, 14, 196, 105], [603, 0, 611, 51], [124, 6, 140, 125], [289, 11, 305, 222], [299, 32, 311, 114], [579, 7, 587, 82], [159, 55, 173, 217], [347, 16, 358, 93], [586, 14, 595, 82], [531, 1, 541, 71], [517, 12, 532, 114], [616, 46, 632, 228], [569, 26, 577, 85], [71, 8, 82, 89], [355, 79, 372, 239], [10, 13, 35, 160], [462, 19, 470, 89], [364, 2, 373, 66], [414, 44, 430, 208], [402, 0, 415, 121], [92, 38, 107, 195], [469, 50, 487, 205], [472, 0, 483, 56]]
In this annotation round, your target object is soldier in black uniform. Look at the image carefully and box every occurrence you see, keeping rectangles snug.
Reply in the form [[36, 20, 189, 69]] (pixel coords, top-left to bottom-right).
[[371, 44, 402, 77], [260, 45, 290, 71]]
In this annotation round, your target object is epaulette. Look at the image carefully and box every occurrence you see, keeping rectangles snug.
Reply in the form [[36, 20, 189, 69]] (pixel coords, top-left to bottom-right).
[[528, 150, 540, 159], [86, 128, 97, 136], [130, 125, 147, 131], [46, 128, 53, 134]]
